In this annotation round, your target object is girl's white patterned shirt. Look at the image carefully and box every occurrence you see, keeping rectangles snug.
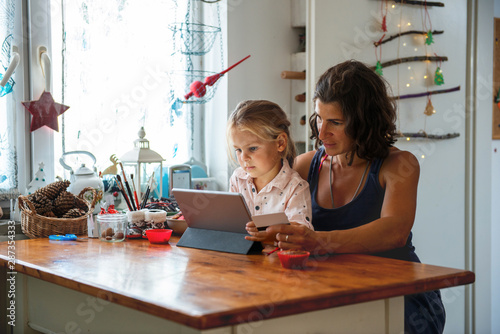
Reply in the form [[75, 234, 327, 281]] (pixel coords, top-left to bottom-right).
[[229, 160, 313, 230]]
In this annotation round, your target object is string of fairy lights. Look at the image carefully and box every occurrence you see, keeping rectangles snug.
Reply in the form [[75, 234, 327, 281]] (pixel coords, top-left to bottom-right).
[[374, 0, 459, 159]]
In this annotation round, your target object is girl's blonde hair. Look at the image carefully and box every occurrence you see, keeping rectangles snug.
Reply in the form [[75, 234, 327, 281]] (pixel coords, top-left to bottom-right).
[[226, 100, 296, 167]]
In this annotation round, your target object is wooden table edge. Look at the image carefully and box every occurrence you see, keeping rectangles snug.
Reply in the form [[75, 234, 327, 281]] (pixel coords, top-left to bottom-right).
[[0, 255, 475, 330]]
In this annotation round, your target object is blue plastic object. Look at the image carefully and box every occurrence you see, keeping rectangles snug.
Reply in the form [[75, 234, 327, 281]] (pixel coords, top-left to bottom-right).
[[154, 163, 209, 198], [49, 234, 77, 241], [0, 74, 14, 97], [191, 165, 207, 178]]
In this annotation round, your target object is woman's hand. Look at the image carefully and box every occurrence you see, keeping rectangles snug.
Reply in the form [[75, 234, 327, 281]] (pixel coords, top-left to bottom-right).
[[267, 222, 330, 254]]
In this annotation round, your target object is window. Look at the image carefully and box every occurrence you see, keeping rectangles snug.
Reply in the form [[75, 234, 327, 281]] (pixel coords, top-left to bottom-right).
[[50, 1, 195, 178], [1, 0, 223, 207], [0, 0, 24, 205]]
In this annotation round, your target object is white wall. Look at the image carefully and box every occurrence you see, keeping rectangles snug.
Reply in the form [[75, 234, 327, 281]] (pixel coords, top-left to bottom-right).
[[213, 1, 495, 332], [206, 0, 296, 190], [474, 3, 494, 333], [492, 140, 500, 334], [490, 2, 500, 333], [309, 1, 470, 332]]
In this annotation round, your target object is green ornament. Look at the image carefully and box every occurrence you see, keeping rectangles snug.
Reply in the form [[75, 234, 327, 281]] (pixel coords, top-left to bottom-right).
[[434, 67, 444, 85], [425, 30, 434, 45], [495, 87, 500, 103], [375, 61, 383, 76]]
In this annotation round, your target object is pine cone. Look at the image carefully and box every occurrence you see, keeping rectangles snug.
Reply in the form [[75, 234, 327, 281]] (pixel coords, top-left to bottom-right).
[[62, 208, 86, 218], [41, 211, 56, 218], [53, 191, 77, 217], [34, 180, 71, 200], [27, 192, 54, 215], [74, 196, 89, 213]]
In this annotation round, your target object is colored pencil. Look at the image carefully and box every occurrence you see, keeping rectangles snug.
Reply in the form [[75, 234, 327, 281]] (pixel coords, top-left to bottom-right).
[[266, 247, 280, 256]]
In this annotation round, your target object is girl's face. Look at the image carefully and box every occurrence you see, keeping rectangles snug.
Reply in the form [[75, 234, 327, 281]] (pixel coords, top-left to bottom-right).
[[315, 100, 354, 157], [231, 128, 285, 187]]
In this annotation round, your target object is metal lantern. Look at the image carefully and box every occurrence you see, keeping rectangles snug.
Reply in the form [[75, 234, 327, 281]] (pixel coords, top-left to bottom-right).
[[120, 127, 165, 202]]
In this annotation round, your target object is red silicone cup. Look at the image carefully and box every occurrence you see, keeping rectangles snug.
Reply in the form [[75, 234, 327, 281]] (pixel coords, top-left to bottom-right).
[[278, 250, 310, 269], [145, 229, 173, 244]]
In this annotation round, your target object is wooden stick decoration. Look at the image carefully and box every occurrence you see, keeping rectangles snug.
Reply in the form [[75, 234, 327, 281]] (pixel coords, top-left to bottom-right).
[[392, 85, 460, 100], [281, 71, 306, 80], [374, 30, 444, 47], [370, 55, 448, 71], [396, 132, 459, 139], [393, 0, 444, 7], [295, 93, 306, 102]]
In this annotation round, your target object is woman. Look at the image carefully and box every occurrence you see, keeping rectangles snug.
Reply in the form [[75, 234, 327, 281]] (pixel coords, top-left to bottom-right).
[[252, 60, 445, 333]]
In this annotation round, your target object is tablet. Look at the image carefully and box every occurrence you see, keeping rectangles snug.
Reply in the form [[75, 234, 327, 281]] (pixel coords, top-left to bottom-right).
[[172, 188, 252, 234]]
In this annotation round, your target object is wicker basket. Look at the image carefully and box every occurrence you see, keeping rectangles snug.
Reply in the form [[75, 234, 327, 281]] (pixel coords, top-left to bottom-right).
[[19, 187, 97, 239]]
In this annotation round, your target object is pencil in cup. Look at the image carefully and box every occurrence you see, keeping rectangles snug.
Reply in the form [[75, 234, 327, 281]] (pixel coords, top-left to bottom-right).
[[116, 175, 133, 211], [118, 162, 137, 211], [130, 174, 140, 209], [140, 185, 151, 209]]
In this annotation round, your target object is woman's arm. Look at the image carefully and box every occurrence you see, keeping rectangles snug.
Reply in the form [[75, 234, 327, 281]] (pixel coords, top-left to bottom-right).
[[269, 150, 420, 255]]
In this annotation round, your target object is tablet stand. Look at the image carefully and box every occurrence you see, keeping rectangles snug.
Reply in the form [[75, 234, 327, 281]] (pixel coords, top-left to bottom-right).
[[176, 227, 262, 254]]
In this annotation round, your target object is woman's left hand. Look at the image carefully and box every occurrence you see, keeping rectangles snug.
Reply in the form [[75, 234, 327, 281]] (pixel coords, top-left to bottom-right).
[[267, 222, 323, 253]]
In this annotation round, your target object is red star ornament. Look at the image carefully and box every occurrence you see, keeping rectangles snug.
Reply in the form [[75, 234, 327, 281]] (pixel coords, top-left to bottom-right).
[[22, 91, 70, 132]]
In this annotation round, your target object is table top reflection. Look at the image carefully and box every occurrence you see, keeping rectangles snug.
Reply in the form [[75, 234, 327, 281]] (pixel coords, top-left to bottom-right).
[[0, 235, 475, 330]]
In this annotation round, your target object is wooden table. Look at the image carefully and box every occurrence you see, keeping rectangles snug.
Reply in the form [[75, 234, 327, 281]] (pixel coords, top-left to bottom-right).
[[0, 236, 474, 334]]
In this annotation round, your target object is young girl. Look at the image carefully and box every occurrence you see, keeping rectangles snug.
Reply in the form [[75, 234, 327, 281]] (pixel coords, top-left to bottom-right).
[[226, 100, 313, 243]]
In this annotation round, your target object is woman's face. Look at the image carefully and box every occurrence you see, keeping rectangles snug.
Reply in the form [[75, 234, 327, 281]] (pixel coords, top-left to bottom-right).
[[315, 100, 354, 157]]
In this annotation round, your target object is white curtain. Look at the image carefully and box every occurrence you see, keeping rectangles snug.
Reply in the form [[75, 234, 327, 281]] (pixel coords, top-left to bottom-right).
[[0, 0, 17, 201], [51, 0, 210, 178]]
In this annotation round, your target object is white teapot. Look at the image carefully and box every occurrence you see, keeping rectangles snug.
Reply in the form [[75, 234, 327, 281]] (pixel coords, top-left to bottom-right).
[[60, 151, 104, 203]]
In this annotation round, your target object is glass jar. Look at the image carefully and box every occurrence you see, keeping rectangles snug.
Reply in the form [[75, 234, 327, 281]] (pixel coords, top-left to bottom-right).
[[97, 213, 127, 242]]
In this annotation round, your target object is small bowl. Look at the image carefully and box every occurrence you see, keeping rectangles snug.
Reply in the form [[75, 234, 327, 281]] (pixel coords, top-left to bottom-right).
[[166, 218, 188, 235], [278, 250, 310, 269], [145, 229, 173, 244]]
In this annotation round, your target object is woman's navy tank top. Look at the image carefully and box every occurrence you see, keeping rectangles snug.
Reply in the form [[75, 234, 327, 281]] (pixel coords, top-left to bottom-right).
[[307, 147, 419, 262]]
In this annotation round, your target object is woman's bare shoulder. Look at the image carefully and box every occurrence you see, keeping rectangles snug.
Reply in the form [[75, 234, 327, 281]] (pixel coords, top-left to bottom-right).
[[380, 147, 420, 184], [294, 150, 319, 180]]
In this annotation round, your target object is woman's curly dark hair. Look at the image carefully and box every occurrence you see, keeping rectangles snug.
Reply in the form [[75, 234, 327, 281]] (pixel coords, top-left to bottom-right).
[[309, 60, 397, 161]]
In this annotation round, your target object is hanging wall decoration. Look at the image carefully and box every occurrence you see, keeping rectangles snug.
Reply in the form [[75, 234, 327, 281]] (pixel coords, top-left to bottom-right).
[[371, 0, 459, 141], [434, 66, 444, 85], [370, 55, 447, 70], [423, 95, 436, 116], [374, 35, 385, 76], [168, 0, 226, 106], [423, 1, 434, 45], [380, 0, 388, 32], [184, 55, 250, 100], [393, 85, 460, 100], [22, 91, 70, 132], [373, 30, 443, 47], [393, 0, 444, 7]]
